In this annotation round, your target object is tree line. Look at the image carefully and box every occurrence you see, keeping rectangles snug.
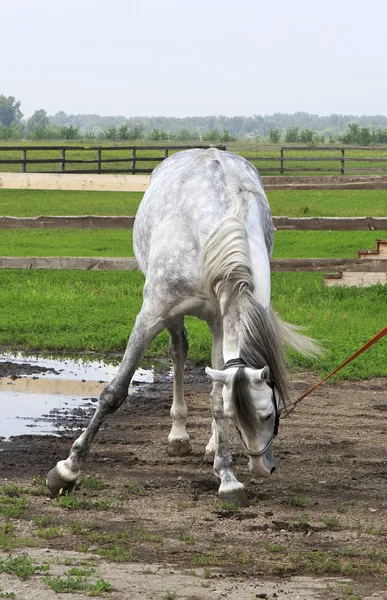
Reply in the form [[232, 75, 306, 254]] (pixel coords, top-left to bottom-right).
[[1, 95, 387, 145]]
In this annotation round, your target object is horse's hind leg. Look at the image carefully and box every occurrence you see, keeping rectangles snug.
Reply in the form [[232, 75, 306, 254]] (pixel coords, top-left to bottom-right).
[[167, 319, 191, 456], [46, 303, 164, 497]]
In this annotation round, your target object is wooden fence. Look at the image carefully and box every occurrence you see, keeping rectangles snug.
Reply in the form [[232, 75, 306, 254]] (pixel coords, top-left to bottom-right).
[[1, 144, 387, 175], [0, 144, 226, 175], [1, 216, 387, 274]]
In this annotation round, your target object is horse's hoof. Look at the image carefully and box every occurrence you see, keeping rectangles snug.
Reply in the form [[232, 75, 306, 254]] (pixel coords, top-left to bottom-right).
[[218, 485, 249, 507], [167, 438, 192, 456], [46, 465, 78, 497]]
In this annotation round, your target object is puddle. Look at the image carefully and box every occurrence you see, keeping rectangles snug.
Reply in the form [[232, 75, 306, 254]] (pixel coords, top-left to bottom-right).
[[0, 352, 155, 439]]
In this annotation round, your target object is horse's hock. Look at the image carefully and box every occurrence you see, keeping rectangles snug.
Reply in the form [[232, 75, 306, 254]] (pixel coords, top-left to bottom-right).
[[325, 239, 387, 287]]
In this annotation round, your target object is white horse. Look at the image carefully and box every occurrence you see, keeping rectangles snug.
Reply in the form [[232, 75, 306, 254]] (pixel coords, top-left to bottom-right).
[[46, 148, 318, 505]]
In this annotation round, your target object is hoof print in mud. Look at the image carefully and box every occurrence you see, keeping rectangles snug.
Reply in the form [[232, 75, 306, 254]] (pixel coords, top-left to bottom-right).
[[46, 466, 77, 498], [167, 439, 192, 456]]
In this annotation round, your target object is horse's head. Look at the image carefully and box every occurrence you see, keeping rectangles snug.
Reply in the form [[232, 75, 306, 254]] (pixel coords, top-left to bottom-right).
[[205, 364, 279, 477]]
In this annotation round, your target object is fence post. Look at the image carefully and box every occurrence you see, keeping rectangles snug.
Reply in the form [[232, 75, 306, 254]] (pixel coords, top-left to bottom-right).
[[96, 148, 102, 173], [21, 149, 27, 173], [59, 149, 66, 172], [164, 148, 169, 160], [131, 148, 136, 174], [280, 148, 284, 174], [341, 148, 345, 175]]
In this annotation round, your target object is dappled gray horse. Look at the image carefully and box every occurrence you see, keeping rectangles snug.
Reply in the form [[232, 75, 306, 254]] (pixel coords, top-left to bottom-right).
[[46, 148, 318, 505]]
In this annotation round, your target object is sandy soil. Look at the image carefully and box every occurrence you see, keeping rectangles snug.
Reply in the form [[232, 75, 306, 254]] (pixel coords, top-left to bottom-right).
[[0, 361, 387, 599]]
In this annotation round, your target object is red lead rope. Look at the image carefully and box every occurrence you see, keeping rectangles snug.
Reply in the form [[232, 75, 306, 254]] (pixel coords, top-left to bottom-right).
[[293, 325, 387, 408]]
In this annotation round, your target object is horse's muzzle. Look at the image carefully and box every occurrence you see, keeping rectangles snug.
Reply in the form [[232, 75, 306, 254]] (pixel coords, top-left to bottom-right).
[[248, 447, 276, 478]]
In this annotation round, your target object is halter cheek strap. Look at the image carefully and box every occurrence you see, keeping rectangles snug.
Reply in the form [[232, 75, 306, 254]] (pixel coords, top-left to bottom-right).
[[222, 358, 280, 457]]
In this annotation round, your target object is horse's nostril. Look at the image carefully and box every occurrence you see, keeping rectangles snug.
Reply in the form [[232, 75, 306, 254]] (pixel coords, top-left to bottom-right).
[[270, 466, 276, 475]]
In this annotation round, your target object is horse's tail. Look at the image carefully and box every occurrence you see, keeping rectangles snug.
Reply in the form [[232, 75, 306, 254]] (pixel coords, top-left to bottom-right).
[[270, 309, 323, 358]]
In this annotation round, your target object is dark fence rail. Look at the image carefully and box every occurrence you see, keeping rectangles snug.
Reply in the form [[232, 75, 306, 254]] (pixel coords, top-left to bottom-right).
[[1, 216, 387, 231], [0, 144, 226, 175], [1, 144, 387, 175]]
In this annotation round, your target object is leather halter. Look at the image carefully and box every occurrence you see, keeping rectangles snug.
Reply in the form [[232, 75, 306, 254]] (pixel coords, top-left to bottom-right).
[[223, 359, 280, 457]]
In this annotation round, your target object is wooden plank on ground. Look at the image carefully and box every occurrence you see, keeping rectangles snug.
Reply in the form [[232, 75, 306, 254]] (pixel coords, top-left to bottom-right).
[[1, 172, 387, 192], [273, 217, 387, 231], [0, 257, 138, 270], [0, 173, 150, 192], [0, 216, 135, 229], [1, 216, 386, 231], [270, 258, 387, 272], [1, 256, 387, 273]]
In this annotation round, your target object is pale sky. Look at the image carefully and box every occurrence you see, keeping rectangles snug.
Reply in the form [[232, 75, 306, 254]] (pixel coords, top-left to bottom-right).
[[1, 0, 386, 119]]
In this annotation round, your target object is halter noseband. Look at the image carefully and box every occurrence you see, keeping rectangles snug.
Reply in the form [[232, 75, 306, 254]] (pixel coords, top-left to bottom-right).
[[223, 358, 280, 457]]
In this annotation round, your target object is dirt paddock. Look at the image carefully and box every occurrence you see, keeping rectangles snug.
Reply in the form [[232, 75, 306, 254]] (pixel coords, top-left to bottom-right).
[[0, 361, 386, 599]]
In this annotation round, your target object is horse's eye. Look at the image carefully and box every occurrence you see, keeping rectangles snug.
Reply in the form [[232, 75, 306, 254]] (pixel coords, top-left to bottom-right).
[[264, 413, 273, 422]]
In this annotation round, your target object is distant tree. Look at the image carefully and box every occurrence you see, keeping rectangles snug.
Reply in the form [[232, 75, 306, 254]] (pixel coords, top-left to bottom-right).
[[299, 129, 315, 143], [27, 109, 49, 132], [59, 125, 80, 140], [268, 128, 281, 143], [202, 128, 221, 142], [175, 128, 193, 141], [285, 127, 299, 143], [0, 95, 23, 126], [117, 124, 130, 141], [219, 129, 236, 142], [105, 126, 118, 140], [131, 123, 144, 140]]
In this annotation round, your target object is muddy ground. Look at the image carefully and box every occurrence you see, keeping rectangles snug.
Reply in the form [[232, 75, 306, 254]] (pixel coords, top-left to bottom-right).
[[0, 360, 386, 599]]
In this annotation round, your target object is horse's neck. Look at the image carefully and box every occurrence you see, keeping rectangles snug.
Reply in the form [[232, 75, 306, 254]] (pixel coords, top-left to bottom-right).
[[220, 291, 244, 362]]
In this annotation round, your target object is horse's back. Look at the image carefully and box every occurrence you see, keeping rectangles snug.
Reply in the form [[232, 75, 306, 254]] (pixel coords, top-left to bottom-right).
[[134, 149, 271, 275]]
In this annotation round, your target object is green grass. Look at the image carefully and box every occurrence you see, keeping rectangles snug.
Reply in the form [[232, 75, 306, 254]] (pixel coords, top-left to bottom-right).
[[0, 189, 142, 216], [0, 188, 386, 379], [0, 269, 386, 378], [0, 555, 49, 579]]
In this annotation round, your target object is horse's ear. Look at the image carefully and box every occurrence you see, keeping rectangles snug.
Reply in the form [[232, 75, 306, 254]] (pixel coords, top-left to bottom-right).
[[205, 367, 228, 384], [249, 366, 270, 383]]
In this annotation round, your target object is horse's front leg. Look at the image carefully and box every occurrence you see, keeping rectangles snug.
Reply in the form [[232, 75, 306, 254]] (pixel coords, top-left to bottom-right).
[[46, 304, 164, 496], [207, 323, 248, 506], [167, 320, 191, 456]]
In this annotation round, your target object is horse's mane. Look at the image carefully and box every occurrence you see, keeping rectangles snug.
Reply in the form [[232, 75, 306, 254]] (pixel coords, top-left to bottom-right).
[[201, 150, 320, 433]]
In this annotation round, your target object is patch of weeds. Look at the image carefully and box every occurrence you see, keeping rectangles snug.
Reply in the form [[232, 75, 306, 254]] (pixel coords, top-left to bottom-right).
[[336, 502, 349, 514], [134, 527, 163, 544], [291, 483, 309, 493], [215, 501, 239, 514], [0, 485, 29, 519], [70, 522, 90, 535], [191, 554, 217, 567], [97, 546, 133, 562], [200, 581, 211, 588], [263, 540, 285, 553], [33, 515, 57, 528], [0, 523, 18, 552], [355, 520, 364, 538], [178, 531, 195, 545], [292, 550, 359, 576], [36, 526, 64, 539], [289, 496, 308, 508], [324, 516, 340, 529], [58, 494, 112, 511], [80, 476, 106, 492], [30, 475, 48, 496], [0, 554, 49, 579], [164, 591, 177, 600], [75, 544, 90, 553], [44, 569, 113, 595], [65, 566, 94, 577], [63, 557, 75, 566], [234, 551, 252, 564], [203, 568, 211, 579], [0, 591, 16, 598], [124, 481, 147, 496]]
